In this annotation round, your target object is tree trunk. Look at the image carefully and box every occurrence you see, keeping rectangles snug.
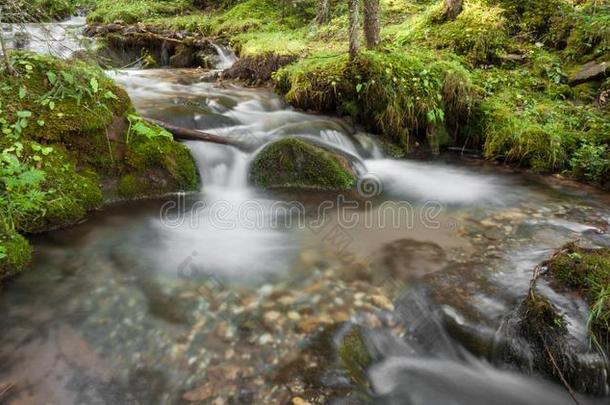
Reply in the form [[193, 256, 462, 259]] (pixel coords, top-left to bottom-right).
[[348, 0, 360, 60], [316, 0, 330, 24], [0, 9, 15, 74], [441, 0, 463, 21], [363, 0, 380, 49]]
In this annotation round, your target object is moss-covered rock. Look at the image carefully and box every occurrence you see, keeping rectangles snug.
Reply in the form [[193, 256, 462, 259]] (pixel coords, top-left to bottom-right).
[[249, 137, 356, 191], [547, 243, 610, 346], [0, 227, 32, 281], [496, 242, 610, 395], [0, 52, 198, 276]]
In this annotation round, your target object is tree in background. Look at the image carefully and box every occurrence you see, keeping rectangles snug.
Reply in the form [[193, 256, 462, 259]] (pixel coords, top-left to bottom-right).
[[363, 0, 380, 49], [348, 0, 359, 60], [316, 0, 330, 24], [440, 0, 463, 21]]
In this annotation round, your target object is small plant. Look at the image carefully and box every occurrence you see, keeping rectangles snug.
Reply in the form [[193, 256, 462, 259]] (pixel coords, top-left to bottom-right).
[[570, 142, 610, 185]]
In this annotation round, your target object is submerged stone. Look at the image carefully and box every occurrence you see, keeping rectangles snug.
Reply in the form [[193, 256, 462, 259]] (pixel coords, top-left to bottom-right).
[[249, 137, 356, 191]]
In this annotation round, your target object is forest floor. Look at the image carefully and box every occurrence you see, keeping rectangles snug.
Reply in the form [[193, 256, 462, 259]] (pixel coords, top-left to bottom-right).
[[84, 0, 610, 189]]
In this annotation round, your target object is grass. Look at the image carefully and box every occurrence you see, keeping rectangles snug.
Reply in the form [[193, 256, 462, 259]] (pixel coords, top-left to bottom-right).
[[548, 243, 610, 349], [52, 0, 610, 185], [0, 52, 197, 278]]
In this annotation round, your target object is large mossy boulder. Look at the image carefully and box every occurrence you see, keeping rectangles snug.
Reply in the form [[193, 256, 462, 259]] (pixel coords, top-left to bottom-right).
[[0, 52, 198, 277], [249, 137, 356, 191], [495, 242, 610, 396]]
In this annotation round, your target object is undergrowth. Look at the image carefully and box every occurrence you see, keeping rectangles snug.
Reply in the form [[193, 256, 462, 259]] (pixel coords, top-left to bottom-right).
[[0, 52, 197, 278]]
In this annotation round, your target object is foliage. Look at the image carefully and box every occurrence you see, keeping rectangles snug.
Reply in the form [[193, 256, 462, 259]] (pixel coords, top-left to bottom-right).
[[87, 0, 194, 24], [564, 2, 610, 61], [394, 1, 510, 65], [0, 52, 198, 276], [275, 48, 475, 148], [548, 243, 610, 348], [570, 143, 610, 185]]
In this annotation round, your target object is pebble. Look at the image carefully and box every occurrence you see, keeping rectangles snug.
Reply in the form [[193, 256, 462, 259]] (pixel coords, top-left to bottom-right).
[[292, 398, 312, 405], [287, 311, 301, 321], [259, 333, 274, 345], [263, 310, 282, 326], [370, 294, 394, 311]]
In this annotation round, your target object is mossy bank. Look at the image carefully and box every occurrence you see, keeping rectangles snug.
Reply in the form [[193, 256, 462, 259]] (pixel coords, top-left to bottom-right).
[[0, 52, 198, 280], [84, 0, 610, 189]]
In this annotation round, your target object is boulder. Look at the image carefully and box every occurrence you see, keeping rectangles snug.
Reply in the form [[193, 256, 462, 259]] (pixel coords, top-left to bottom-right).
[[494, 243, 610, 396], [569, 61, 609, 85], [249, 137, 356, 190]]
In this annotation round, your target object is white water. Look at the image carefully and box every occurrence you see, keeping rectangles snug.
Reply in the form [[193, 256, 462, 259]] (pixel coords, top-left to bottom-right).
[[211, 43, 238, 70], [1, 16, 87, 58]]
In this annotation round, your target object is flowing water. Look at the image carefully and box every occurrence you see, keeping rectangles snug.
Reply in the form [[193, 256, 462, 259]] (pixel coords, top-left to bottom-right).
[[2, 22, 610, 405], [1, 16, 88, 58]]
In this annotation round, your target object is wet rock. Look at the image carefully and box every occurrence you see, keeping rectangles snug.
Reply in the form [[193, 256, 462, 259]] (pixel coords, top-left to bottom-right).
[[222, 53, 297, 85], [494, 243, 610, 395], [369, 294, 394, 311], [569, 61, 609, 85], [169, 45, 194, 68], [249, 137, 357, 191]]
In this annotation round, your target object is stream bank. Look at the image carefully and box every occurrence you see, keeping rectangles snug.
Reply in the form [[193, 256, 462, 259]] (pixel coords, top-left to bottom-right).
[[1, 3, 610, 404]]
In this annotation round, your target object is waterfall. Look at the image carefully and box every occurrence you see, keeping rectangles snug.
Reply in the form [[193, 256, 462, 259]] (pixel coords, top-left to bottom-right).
[[211, 43, 238, 70]]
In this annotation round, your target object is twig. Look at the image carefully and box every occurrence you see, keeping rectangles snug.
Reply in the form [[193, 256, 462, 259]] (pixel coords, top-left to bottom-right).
[[540, 335, 581, 405]]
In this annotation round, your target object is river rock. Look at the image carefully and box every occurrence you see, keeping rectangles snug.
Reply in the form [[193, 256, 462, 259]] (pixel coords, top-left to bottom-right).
[[494, 243, 610, 396], [249, 137, 357, 191], [569, 61, 609, 85]]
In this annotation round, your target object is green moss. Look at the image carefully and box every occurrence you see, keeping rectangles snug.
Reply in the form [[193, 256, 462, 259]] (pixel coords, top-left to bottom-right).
[[488, 0, 572, 40], [338, 326, 372, 387], [1, 52, 199, 280], [564, 2, 610, 62], [276, 49, 476, 149], [87, 0, 194, 24], [519, 294, 567, 341], [394, 1, 510, 65], [0, 227, 32, 281], [250, 137, 356, 190], [474, 52, 610, 173], [125, 136, 198, 192], [548, 243, 610, 348]]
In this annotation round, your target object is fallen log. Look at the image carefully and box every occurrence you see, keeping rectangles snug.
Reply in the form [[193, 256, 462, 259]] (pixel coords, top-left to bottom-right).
[[144, 118, 250, 151]]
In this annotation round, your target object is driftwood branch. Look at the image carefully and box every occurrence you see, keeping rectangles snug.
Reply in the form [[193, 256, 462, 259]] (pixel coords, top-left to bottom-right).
[[144, 118, 250, 151]]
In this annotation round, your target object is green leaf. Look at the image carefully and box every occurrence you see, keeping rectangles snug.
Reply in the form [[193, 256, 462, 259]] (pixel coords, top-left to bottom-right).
[[103, 91, 118, 100], [46, 71, 57, 85], [356, 83, 363, 93], [19, 87, 27, 99], [37, 120, 45, 127], [90, 77, 99, 93]]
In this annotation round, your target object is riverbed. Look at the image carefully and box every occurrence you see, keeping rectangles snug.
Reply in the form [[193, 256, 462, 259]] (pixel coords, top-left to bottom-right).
[[2, 18, 610, 405]]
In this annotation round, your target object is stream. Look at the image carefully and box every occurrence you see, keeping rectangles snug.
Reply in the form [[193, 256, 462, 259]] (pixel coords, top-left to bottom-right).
[[2, 17, 610, 405]]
